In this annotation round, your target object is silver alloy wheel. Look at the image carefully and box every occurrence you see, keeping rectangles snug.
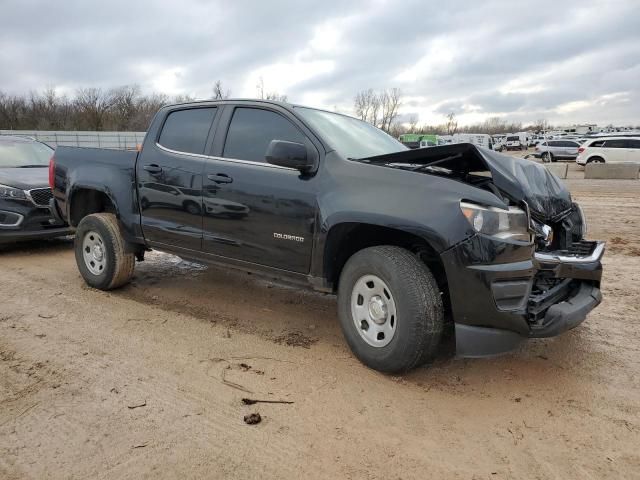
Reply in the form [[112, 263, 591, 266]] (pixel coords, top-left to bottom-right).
[[351, 274, 397, 347], [82, 230, 107, 276]]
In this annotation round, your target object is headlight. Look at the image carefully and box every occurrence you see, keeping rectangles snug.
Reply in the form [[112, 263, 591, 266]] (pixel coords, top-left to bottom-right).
[[460, 201, 531, 242], [0, 184, 27, 200]]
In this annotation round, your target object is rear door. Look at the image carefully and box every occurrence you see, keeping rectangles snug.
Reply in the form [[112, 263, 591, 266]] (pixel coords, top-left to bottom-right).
[[137, 106, 218, 250], [601, 139, 627, 163], [626, 139, 640, 163], [201, 105, 318, 273], [563, 141, 580, 158]]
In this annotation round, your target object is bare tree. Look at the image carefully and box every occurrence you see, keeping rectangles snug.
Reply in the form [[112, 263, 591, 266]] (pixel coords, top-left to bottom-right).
[[445, 112, 458, 135], [212, 80, 231, 100], [172, 94, 196, 103], [0, 92, 28, 129], [131, 93, 168, 130], [111, 85, 141, 131], [530, 118, 550, 133], [354, 88, 401, 133], [379, 88, 402, 132], [354, 88, 379, 124], [75, 88, 116, 130], [407, 115, 419, 134]]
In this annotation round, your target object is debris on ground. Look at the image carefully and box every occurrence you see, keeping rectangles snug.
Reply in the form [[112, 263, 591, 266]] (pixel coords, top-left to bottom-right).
[[221, 365, 253, 393], [244, 413, 262, 425], [274, 331, 317, 348], [241, 398, 294, 405], [127, 400, 147, 409]]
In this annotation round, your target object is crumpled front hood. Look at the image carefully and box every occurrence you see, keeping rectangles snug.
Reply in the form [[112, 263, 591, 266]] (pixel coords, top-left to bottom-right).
[[0, 167, 50, 190], [358, 143, 573, 221], [476, 147, 572, 221]]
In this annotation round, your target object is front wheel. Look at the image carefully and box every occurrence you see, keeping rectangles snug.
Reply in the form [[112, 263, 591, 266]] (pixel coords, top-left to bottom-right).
[[74, 213, 135, 290], [337, 246, 443, 373]]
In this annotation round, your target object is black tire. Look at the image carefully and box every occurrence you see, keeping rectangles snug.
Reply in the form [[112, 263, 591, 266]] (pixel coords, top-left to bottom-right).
[[588, 156, 605, 164], [74, 213, 135, 290], [542, 152, 552, 163], [337, 246, 443, 373]]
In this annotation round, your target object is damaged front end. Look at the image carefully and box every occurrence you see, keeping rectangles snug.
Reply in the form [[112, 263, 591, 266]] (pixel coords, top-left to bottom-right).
[[359, 144, 604, 356]]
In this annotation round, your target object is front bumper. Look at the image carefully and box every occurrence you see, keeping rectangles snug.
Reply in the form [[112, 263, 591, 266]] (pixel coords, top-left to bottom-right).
[[0, 199, 73, 244], [441, 235, 604, 357]]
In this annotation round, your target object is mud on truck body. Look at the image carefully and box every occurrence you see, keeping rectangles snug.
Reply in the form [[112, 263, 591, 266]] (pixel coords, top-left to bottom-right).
[[49, 100, 604, 372]]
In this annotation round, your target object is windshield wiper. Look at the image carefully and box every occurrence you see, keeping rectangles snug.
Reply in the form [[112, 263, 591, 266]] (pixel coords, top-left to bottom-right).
[[410, 153, 463, 171], [16, 165, 48, 168]]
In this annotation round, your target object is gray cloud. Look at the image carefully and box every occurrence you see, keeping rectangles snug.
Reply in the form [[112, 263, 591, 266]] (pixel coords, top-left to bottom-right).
[[0, 0, 638, 125]]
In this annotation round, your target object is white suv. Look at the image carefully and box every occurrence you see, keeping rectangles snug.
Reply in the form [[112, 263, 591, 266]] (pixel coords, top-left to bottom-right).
[[576, 137, 640, 165]]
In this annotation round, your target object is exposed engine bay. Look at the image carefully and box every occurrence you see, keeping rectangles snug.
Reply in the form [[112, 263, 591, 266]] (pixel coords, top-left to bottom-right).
[[358, 143, 586, 252]]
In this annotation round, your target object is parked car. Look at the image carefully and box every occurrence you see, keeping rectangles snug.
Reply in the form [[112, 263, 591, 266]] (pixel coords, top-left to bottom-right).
[[0, 136, 72, 244], [576, 137, 640, 165], [534, 140, 582, 162], [50, 100, 603, 373], [503, 135, 526, 151]]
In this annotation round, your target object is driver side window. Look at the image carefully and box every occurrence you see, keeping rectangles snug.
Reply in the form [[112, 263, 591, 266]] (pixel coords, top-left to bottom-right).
[[222, 108, 306, 163]]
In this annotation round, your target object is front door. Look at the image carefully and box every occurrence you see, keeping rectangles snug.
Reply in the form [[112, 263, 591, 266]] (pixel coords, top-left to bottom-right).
[[202, 106, 317, 273], [137, 106, 217, 250]]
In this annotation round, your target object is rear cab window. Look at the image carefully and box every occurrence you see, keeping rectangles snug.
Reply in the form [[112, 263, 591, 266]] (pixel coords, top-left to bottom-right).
[[158, 107, 217, 154], [222, 107, 306, 163]]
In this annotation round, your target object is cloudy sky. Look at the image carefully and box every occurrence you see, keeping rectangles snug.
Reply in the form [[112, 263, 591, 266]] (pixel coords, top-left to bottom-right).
[[1, 0, 639, 127]]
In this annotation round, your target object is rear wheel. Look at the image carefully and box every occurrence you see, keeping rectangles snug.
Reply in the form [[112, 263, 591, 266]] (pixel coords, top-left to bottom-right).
[[542, 152, 553, 163], [588, 156, 605, 164], [337, 246, 443, 373], [74, 213, 135, 290]]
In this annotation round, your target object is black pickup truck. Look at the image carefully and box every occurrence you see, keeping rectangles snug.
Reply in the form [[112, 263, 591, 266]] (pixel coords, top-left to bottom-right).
[[50, 100, 604, 372]]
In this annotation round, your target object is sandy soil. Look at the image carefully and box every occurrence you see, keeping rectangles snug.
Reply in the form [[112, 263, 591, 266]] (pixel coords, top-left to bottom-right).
[[1, 171, 639, 479]]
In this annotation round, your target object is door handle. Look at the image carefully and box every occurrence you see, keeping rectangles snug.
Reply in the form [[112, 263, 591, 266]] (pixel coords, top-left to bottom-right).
[[143, 164, 163, 174], [207, 173, 233, 184]]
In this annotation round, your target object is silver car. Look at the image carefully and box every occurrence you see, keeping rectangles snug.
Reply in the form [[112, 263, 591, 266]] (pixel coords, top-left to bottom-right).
[[534, 140, 581, 162]]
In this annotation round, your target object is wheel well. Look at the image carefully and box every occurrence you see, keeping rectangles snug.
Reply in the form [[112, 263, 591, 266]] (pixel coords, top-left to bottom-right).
[[324, 223, 449, 299], [70, 189, 116, 226], [587, 156, 604, 163]]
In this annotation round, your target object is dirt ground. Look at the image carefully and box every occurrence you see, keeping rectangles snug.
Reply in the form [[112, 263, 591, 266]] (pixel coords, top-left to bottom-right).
[[1, 163, 639, 479]]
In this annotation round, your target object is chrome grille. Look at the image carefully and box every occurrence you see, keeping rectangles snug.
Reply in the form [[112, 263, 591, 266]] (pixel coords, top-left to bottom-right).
[[28, 188, 53, 207]]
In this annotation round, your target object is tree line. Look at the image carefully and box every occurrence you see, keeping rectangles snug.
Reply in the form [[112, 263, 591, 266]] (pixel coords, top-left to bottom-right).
[[0, 80, 569, 135], [0, 82, 237, 132]]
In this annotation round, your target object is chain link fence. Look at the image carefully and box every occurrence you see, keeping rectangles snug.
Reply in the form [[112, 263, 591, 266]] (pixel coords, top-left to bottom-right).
[[0, 130, 146, 150]]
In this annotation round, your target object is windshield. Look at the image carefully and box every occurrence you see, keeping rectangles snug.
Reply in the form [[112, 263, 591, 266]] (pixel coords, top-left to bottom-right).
[[294, 107, 406, 159], [507, 136, 519, 141], [0, 140, 53, 167]]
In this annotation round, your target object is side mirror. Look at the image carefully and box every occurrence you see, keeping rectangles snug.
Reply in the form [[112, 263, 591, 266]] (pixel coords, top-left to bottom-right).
[[266, 140, 314, 173]]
